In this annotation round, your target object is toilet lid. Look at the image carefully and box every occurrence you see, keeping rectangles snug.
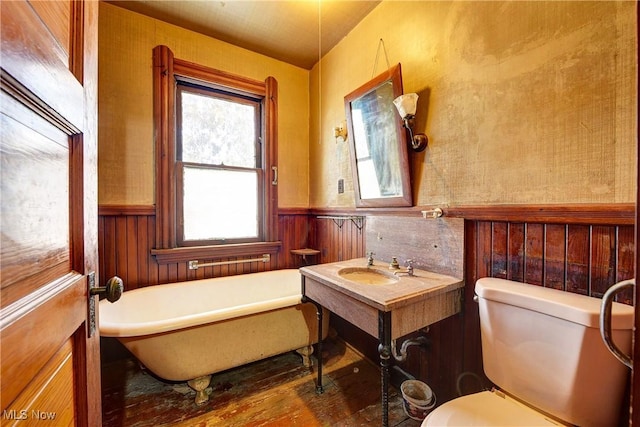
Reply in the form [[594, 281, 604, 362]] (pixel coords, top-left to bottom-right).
[[421, 391, 562, 426]]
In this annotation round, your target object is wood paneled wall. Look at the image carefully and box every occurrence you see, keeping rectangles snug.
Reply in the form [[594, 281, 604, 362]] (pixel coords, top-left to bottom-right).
[[310, 215, 366, 264], [99, 209, 155, 289], [98, 204, 633, 413], [468, 221, 634, 301], [97, 207, 365, 289]]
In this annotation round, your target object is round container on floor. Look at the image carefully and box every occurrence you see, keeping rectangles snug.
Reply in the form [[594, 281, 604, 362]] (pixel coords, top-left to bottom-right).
[[401, 380, 436, 421]]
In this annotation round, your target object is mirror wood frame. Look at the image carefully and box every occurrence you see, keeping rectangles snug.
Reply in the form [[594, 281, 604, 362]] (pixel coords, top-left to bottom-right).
[[344, 63, 412, 208]]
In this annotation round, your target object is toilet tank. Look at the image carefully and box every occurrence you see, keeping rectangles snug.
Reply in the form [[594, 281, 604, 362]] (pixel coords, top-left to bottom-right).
[[475, 278, 634, 427]]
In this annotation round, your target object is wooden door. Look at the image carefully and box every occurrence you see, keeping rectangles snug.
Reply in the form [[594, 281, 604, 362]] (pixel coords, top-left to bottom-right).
[[0, 1, 101, 425]]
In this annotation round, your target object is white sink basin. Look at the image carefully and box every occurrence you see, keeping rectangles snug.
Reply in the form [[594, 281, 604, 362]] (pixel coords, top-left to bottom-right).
[[338, 267, 399, 285]]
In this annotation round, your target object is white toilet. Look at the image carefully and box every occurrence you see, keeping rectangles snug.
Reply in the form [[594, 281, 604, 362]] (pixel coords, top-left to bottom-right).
[[422, 277, 634, 427]]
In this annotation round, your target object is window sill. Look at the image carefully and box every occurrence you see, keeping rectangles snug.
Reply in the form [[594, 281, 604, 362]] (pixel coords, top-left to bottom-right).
[[151, 241, 282, 264]]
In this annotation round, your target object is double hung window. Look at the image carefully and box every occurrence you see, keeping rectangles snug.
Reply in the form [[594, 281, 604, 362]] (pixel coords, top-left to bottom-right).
[[177, 83, 263, 245], [152, 45, 278, 259]]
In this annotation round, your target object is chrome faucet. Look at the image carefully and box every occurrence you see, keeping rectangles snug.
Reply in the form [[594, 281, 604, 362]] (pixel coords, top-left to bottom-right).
[[366, 251, 375, 266], [394, 259, 415, 276]]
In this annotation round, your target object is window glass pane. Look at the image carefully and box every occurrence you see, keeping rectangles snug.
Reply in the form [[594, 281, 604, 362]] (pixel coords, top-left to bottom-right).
[[181, 91, 256, 168], [182, 166, 258, 241]]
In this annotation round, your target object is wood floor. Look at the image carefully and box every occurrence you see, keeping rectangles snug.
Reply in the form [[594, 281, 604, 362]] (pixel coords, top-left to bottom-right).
[[101, 337, 424, 426]]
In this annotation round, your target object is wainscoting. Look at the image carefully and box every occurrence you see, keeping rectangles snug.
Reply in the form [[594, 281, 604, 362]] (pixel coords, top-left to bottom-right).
[[97, 206, 365, 289], [98, 203, 634, 416], [468, 221, 634, 300]]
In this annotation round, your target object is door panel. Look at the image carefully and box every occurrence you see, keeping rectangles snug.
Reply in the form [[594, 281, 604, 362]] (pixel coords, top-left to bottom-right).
[[0, 92, 71, 304], [0, 0, 100, 425], [29, 1, 71, 58], [1, 273, 85, 412], [4, 340, 75, 427], [0, 1, 83, 129]]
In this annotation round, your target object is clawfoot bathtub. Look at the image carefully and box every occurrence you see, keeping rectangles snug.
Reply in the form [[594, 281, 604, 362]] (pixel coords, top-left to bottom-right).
[[99, 269, 329, 404]]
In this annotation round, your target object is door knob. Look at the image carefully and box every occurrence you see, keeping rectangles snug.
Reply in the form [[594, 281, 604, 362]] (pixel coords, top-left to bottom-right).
[[90, 276, 123, 303]]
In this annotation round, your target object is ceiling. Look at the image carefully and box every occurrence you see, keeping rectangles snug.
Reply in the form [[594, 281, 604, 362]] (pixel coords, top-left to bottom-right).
[[105, 1, 381, 70]]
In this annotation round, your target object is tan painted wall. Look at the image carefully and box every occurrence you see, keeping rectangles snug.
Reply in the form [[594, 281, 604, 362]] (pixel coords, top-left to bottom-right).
[[98, 2, 310, 207], [310, 1, 637, 208]]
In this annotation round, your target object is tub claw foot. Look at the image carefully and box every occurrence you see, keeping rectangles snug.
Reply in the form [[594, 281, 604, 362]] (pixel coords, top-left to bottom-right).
[[188, 375, 212, 405], [296, 345, 314, 367]]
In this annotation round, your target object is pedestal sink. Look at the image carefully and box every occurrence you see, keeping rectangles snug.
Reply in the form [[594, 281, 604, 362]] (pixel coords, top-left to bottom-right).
[[300, 258, 464, 427]]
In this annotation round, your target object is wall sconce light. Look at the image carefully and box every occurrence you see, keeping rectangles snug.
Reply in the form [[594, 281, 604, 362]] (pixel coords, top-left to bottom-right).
[[334, 120, 348, 142], [393, 93, 428, 152]]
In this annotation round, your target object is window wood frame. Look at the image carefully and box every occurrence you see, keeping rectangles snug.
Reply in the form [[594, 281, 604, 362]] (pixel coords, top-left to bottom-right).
[[152, 45, 279, 262], [175, 82, 264, 246]]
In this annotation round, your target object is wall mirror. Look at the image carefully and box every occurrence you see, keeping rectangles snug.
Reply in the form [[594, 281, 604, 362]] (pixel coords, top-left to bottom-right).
[[344, 64, 412, 207]]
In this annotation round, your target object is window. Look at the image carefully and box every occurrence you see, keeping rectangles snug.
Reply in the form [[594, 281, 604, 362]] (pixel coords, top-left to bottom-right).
[[177, 84, 263, 245], [152, 45, 279, 260]]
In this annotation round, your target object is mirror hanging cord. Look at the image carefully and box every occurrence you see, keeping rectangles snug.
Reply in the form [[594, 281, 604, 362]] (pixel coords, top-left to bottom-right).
[[372, 38, 391, 78]]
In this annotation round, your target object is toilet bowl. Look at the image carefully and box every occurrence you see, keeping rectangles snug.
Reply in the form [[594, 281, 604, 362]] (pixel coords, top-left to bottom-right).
[[421, 278, 634, 427], [422, 390, 562, 426]]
